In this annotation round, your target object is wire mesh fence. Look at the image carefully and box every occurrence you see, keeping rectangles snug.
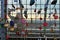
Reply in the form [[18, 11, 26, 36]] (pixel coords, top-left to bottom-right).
[[0, 0, 60, 40]]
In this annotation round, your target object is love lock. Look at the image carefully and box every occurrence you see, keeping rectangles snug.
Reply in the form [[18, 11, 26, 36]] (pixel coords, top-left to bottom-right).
[[0, 18, 2, 22], [4, 23, 9, 28], [54, 37, 57, 40], [9, 27, 15, 31], [34, 9, 36, 12], [43, 22, 48, 27], [16, 31, 20, 35]]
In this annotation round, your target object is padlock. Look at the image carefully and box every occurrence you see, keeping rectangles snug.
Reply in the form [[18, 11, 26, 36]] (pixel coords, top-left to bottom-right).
[[54, 15, 58, 19], [4, 23, 9, 27], [34, 9, 36, 12], [40, 17, 42, 20], [39, 27, 42, 30], [16, 31, 20, 35], [9, 27, 14, 31], [43, 22, 48, 27]]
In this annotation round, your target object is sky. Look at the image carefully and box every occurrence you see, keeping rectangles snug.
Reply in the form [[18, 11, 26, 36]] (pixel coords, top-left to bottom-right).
[[7, 0, 59, 13], [0, 0, 59, 14], [1, 0, 59, 21]]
